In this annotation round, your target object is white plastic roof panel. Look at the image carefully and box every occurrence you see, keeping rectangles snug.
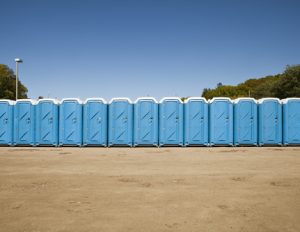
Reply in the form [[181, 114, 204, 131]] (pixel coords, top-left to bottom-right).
[[37, 98, 59, 104], [60, 98, 83, 104], [159, 97, 183, 104], [84, 98, 107, 104], [109, 97, 132, 104], [281, 98, 300, 104], [233, 97, 257, 104], [134, 97, 158, 104], [209, 97, 233, 103], [257, 98, 281, 104], [184, 97, 208, 104]]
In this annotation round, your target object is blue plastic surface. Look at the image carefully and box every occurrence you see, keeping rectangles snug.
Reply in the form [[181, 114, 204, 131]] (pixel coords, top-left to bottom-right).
[[234, 98, 258, 146], [108, 98, 133, 146], [184, 98, 208, 146], [282, 98, 300, 145], [134, 98, 158, 146], [258, 99, 282, 146], [209, 98, 233, 146], [83, 99, 107, 146], [59, 99, 83, 146], [159, 98, 183, 146], [35, 99, 59, 146], [14, 100, 36, 146], [0, 100, 14, 145]]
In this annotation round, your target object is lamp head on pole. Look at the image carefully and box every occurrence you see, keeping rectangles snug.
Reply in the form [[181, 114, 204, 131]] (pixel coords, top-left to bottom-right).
[[15, 58, 23, 63]]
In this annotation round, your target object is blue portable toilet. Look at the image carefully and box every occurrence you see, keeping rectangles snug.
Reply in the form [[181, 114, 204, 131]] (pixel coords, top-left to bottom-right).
[[233, 98, 258, 146], [209, 97, 233, 146], [83, 98, 108, 146], [108, 98, 133, 147], [14, 99, 36, 146], [134, 97, 158, 146], [0, 100, 14, 146], [258, 98, 282, 146], [159, 97, 184, 146], [184, 97, 209, 146], [59, 98, 83, 146], [282, 98, 300, 145], [35, 99, 59, 146]]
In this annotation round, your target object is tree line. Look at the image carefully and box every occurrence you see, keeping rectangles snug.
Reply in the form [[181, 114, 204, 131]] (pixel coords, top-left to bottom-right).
[[0, 64, 28, 99], [201, 65, 300, 99]]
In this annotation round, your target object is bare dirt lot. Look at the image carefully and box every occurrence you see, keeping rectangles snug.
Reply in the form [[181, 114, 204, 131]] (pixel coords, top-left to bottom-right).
[[0, 147, 299, 232]]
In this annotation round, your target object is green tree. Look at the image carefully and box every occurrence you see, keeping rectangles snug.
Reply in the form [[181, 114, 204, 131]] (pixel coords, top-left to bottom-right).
[[0, 64, 28, 99]]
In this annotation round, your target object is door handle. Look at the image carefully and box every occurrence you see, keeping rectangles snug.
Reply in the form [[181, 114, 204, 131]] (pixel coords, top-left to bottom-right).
[[72, 118, 77, 123], [26, 118, 31, 124], [4, 118, 8, 124]]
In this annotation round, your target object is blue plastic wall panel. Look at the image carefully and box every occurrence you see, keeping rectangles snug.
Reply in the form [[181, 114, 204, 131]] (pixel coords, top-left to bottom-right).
[[59, 99, 83, 146], [258, 99, 282, 146], [184, 98, 208, 146], [233, 98, 258, 146], [0, 100, 14, 145], [36, 99, 59, 146], [83, 99, 108, 146], [159, 98, 184, 146], [14, 100, 36, 145], [134, 98, 158, 146], [108, 99, 133, 146], [209, 98, 233, 146], [282, 98, 300, 145]]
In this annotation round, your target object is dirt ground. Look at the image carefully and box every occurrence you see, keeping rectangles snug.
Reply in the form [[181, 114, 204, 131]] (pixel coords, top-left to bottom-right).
[[0, 147, 299, 232]]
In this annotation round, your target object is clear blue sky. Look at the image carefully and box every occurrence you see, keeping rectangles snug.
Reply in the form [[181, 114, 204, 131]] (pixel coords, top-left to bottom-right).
[[1, 0, 299, 100]]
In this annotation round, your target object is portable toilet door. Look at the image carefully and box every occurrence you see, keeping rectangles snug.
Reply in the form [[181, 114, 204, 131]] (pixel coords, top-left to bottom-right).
[[0, 100, 14, 146], [14, 99, 36, 146], [35, 99, 59, 146], [233, 98, 258, 146], [184, 97, 208, 146], [282, 98, 300, 145], [159, 97, 183, 146], [108, 98, 133, 146], [134, 97, 158, 146], [59, 98, 83, 146], [209, 97, 233, 146], [258, 98, 282, 146], [83, 98, 108, 146]]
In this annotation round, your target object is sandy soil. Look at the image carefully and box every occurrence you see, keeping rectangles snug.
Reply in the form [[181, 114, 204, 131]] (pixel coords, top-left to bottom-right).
[[0, 147, 299, 232]]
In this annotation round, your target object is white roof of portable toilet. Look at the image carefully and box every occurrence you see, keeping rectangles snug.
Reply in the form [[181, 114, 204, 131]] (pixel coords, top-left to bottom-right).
[[184, 97, 208, 103], [0, 99, 15, 105], [134, 97, 158, 104], [159, 97, 183, 104], [16, 99, 37, 105], [281, 98, 300, 104], [37, 98, 59, 104], [257, 98, 281, 104], [233, 97, 257, 104], [109, 97, 132, 104], [84, 98, 107, 104], [209, 97, 233, 103], [60, 98, 83, 104]]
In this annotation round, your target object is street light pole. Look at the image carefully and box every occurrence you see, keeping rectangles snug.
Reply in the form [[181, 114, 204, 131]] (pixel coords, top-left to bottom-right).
[[15, 58, 23, 100]]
